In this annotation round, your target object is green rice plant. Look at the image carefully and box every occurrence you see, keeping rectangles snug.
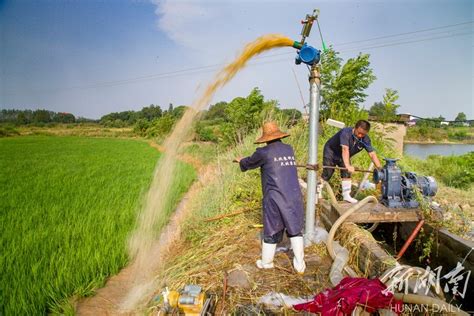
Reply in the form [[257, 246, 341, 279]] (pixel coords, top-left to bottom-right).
[[0, 136, 195, 315]]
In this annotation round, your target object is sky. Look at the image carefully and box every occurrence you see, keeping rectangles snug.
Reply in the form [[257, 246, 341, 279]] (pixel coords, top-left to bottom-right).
[[0, 0, 472, 120]]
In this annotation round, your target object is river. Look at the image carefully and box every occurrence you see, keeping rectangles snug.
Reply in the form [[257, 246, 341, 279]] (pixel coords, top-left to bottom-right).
[[404, 143, 474, 159]]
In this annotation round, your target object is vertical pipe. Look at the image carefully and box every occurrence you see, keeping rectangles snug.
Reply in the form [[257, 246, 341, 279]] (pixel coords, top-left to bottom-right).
[[396, 219, 424, 260], [304, 64, 321, 245]]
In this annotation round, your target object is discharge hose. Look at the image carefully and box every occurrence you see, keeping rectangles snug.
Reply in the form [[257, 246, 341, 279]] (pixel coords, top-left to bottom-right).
[[323, 181, 338, 205], [324, 194, 378, 284], [326, 195, 378, 260]]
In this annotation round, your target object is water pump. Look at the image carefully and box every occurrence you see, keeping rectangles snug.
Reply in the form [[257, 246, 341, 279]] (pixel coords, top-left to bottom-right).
[[373, 158, 437, 208], [292, 9, 321, 65]]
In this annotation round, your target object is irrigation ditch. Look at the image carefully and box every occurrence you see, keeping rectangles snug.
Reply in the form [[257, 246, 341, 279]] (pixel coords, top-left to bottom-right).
[[319, 197, 474, 312]]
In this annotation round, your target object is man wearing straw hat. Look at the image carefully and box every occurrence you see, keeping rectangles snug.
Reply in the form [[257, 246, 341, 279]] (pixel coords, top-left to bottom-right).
[[233, 121, 305, 274]]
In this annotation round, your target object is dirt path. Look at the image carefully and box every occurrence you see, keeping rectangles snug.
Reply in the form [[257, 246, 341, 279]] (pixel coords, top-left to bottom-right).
[[75, 143, 215, 315]]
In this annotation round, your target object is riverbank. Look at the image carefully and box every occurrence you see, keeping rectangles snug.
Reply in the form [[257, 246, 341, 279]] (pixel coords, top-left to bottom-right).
[[405, 126, 474, 144], [404, 140, 474, 144]]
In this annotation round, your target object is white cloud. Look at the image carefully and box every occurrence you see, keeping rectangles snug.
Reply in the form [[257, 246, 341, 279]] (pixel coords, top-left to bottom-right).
[[153, 0, 217, 49]]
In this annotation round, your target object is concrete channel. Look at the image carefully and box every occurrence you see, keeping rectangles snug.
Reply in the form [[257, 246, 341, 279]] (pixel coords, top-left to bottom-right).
[[319, 198, 474, 312]]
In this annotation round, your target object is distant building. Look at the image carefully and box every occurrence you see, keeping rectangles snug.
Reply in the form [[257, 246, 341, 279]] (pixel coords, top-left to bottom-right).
[[397, 113, 412, 123], [368, 114, 405, 124], [406, 119, 417, 127]]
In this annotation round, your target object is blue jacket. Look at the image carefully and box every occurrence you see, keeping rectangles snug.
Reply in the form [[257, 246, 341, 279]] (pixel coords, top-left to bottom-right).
[[239, 140, 304, 237], [324, 127, 374, 160]]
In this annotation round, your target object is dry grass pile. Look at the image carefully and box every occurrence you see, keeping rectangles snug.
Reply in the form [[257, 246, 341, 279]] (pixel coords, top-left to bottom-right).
[[148, 213, 333, 314], [336, 223, 396, 278]]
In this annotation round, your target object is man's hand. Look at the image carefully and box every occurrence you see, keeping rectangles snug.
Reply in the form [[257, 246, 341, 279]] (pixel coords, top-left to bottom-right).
[[346, 165, 355, 173], [233, 157, 242, 163], [368, 151, 382, 169]]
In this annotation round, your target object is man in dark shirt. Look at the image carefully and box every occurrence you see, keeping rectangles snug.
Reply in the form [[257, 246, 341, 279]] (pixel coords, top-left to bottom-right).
[[321, 120, 381, 203], [234, 122, 305, 274]]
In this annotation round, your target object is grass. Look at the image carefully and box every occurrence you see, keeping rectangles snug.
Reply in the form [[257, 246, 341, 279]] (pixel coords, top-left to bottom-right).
[[0, 136, 196, 315], [405, 126, 474, 143], [0, 122, 136, 138], [399, 152, 474, 238], [399, 152, 474, 190]]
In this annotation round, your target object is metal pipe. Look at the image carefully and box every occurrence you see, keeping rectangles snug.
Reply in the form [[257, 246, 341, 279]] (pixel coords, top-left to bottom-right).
[[395, 219, 424, 260], [295, 163, 372, 173], [304, 63, 321, 245], [322, 165, 374, 173]]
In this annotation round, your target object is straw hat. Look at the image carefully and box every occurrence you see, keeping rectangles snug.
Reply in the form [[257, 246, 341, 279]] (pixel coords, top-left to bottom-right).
[[254, 121, 290, 144]]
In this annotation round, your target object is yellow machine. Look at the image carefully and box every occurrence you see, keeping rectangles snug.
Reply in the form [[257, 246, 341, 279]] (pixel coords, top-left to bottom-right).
[[163, 285, 214, 315]]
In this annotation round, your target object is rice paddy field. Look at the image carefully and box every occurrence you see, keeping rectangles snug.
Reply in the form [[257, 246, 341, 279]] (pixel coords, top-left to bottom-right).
[[0, 136, 196, 315]]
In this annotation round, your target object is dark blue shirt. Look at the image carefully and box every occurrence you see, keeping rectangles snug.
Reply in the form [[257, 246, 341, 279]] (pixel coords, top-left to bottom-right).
[[324, 127, 374, 159], [239, 141, 304, 237]]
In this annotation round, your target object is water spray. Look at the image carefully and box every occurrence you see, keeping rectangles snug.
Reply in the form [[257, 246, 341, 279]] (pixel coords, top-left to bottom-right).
[[292, 9, 323, 245]]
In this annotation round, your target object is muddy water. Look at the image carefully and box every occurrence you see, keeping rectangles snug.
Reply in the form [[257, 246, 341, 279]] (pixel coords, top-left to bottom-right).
[[121, 34, 295, 311]]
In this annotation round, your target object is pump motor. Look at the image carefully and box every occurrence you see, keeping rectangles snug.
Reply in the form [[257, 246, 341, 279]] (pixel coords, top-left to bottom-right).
[[373, 158, 437, 208]]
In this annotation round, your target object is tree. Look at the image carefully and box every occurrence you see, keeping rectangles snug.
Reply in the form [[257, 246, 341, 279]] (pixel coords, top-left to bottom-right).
[[33, 109, 52, 123], [100, 110, 138, 125], [455, 112, 467, 122], [281, 109, 302, 121], [204, 101, 228, 121], [369, 88, 400, 122], [16, 112, 29, 125], [140, 104, 162, 121], [148, 114, 175, 137], [320, 47, 376, 126], [418, 116, 445, 128], [369, 102, 384, 117], [171, 105, 188, 119], [54, 112, 76, 123], [278, 108, 302, 127], [225, 87, 275, 144], [133, 118, 151, 136]]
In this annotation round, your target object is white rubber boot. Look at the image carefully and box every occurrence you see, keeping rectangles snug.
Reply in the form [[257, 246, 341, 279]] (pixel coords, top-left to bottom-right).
[[290, 236, 306, 274], [256, 242, 276, 269], [342, 179, 358, 204]]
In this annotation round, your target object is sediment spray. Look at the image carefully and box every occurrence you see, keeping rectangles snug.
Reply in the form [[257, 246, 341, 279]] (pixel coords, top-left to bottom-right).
[[121, 34, 296, 310]]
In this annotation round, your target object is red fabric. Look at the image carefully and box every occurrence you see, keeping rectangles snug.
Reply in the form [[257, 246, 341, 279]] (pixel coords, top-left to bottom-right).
[[294, 277, 403, 315]]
